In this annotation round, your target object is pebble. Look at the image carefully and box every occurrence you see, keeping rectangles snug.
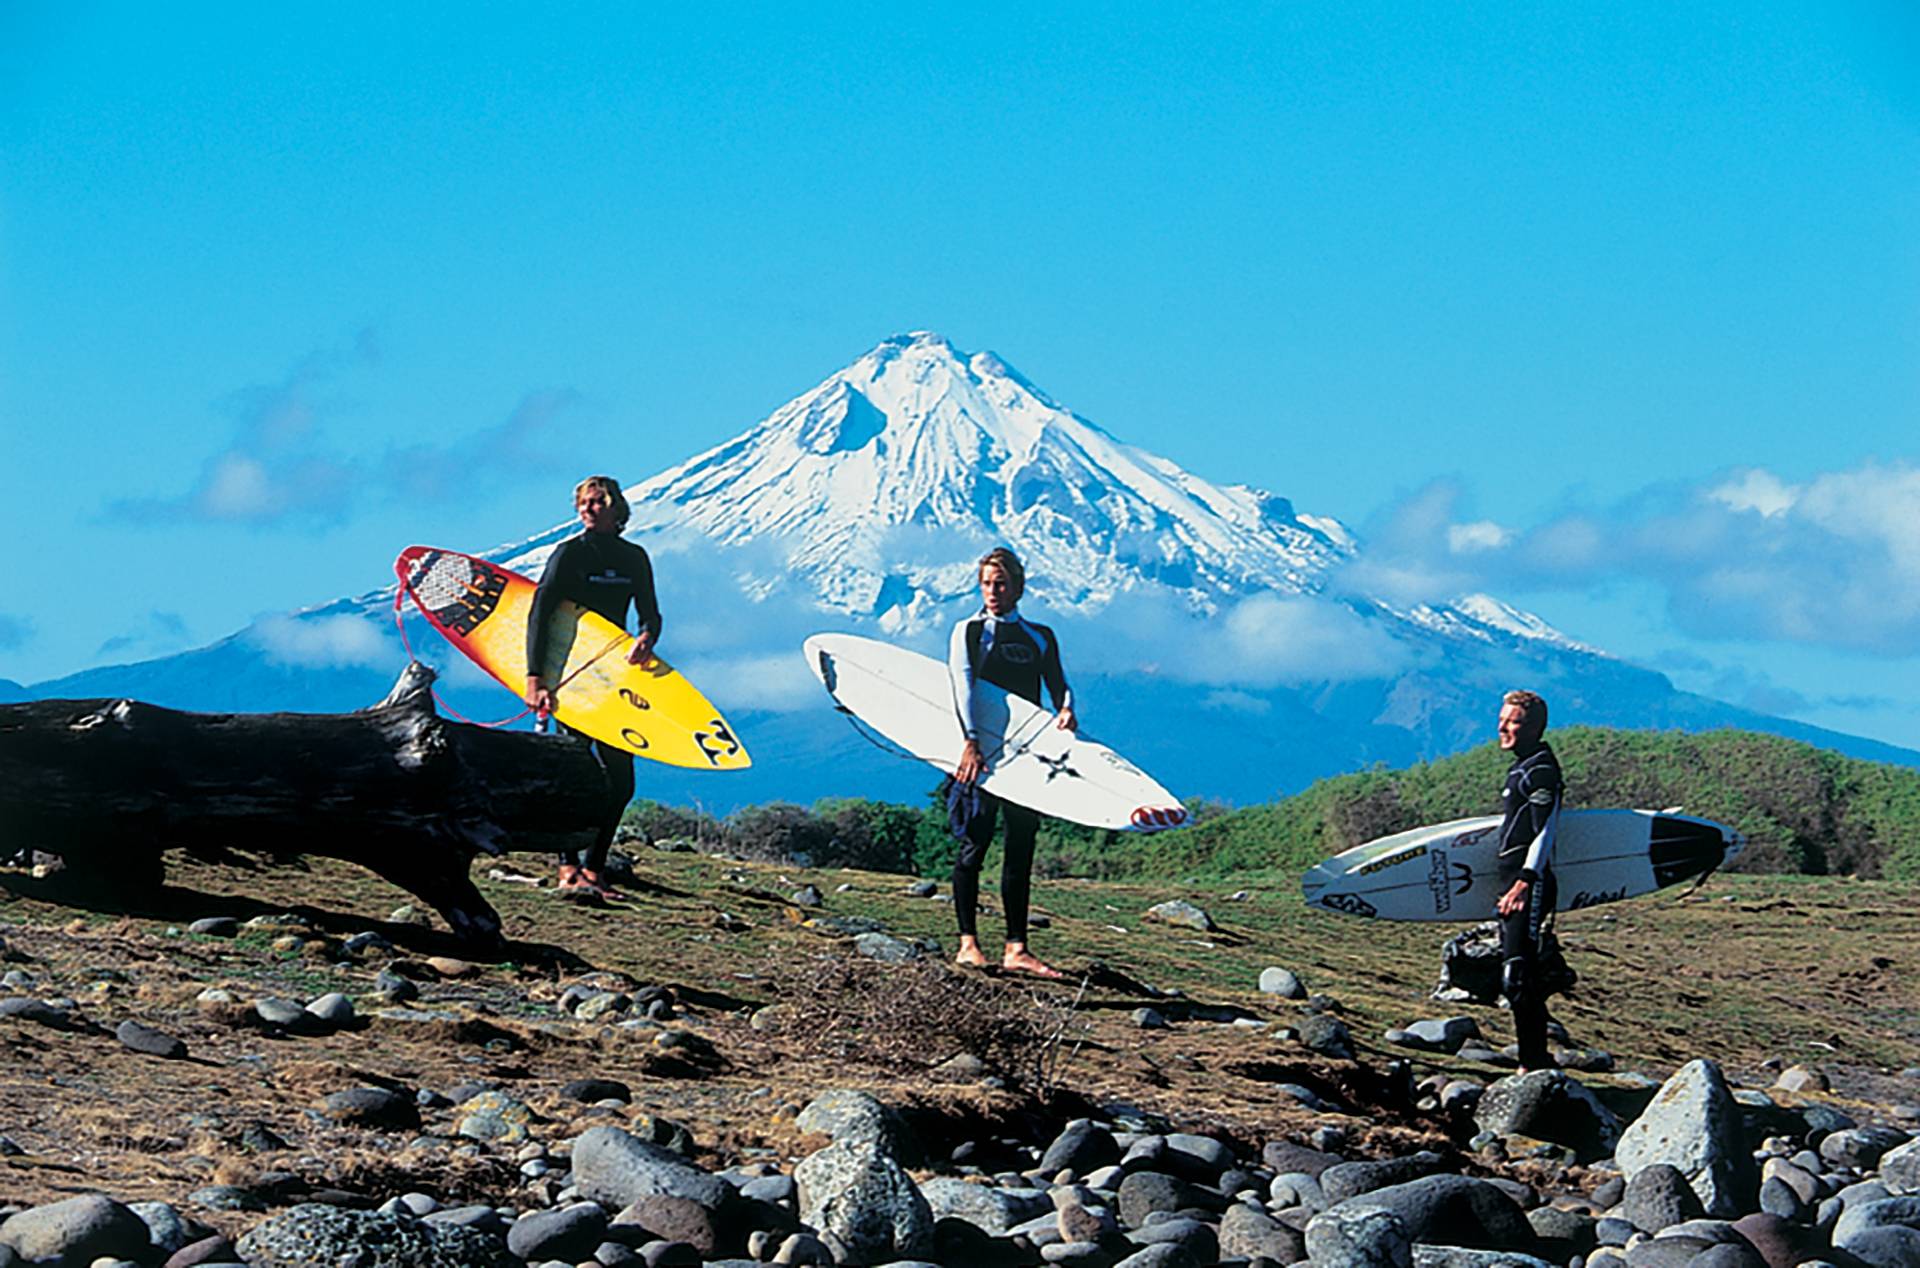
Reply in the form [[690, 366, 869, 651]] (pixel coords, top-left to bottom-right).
[[187, 917, 239, 937], [115, 1019, 187, 1058]]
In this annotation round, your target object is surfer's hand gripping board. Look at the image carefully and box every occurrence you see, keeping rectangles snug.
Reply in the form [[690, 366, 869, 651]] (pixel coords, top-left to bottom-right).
[[396, 546, 750, 771], [804, 632, 1185, 832]]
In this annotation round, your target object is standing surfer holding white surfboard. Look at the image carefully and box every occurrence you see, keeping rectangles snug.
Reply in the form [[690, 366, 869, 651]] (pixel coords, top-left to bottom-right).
[[1494, 689, 1563, 1071], [949, 547, 1075, 980], [524, 476, 661, 901]]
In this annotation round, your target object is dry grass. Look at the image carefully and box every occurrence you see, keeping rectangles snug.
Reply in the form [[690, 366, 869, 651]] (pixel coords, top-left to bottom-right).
[[762, 953, 1091, 1099]]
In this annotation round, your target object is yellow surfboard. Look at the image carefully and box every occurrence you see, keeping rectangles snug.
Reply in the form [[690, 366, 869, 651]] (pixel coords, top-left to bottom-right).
[[395, 545, 750, 770]]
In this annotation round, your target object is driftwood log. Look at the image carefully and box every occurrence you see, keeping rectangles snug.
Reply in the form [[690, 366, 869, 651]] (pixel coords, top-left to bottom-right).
[[0, 663, 609, 948]]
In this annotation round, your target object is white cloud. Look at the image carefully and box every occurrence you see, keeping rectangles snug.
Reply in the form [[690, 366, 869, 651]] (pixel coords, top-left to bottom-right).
[[675, 651, 822, 713], [1709, 468, 1799, 517], [1359, 461, 1920, 657], [1201, 689, 1271, 715], [249, 613, 393, 668], [1447, 520, 1511, 553], [199, 454, 274, 518]]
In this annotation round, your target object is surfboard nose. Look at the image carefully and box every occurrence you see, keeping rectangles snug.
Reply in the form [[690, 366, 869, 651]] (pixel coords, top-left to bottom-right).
[[1649, 815, 1740, 887]]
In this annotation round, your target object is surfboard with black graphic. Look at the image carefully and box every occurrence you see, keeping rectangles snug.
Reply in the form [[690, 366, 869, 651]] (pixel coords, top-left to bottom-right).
[[802, 632, 1185, 832], [396, 546, 750, 770], [1300, 810, 1742, 921]]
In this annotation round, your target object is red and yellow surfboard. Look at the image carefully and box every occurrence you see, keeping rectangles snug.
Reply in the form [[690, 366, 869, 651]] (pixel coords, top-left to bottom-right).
[[395, 545, 750, 770]]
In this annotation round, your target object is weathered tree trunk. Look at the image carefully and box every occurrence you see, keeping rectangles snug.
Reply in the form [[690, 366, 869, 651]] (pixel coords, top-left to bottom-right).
[[0, 663, 609, 948]]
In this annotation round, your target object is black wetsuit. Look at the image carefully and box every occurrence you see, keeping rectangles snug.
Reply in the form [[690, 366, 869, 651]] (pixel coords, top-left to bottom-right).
[[528, 532, 661, 872], [946, 610, 1073, 942], [1496, 739, 1562, 1069]]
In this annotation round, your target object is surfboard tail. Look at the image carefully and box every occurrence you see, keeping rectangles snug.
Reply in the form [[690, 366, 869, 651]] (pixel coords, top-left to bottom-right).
[[1128, 805, 1189, 831]]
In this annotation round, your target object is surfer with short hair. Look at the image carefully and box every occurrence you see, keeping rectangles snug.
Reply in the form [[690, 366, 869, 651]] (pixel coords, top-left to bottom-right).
[[948, 546, 1077, 980], [1494, 688, 1562, 1071], [525, 475, 661, 901]]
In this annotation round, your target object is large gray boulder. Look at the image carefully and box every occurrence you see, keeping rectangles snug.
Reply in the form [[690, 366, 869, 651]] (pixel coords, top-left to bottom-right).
[[571, 1125, 731, 1209], [234, 1203, 514, 1267], [0, 1195, 150, 1265], [1473, 1070, 1623, 1161], [1304, 1204, 1412, 1266], [1327, 1175, 1534, 1252], [794, 1140, 934, 1265], [1614, 1059, 1754, 1218], [795, 1089, 910, 1158]]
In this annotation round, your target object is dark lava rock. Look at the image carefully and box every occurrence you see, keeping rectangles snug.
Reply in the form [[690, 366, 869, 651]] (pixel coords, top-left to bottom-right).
[[507, 1203, 608, 1261], [1327, 1174, 1533, 1251], [1041, 1120, 1121, 1175], [1622, 1162, 1706, 1233], [612, 1194, 722, 1256], [0, 1194, 150, 1264], [1261, 1139, 1342, 1177], [236, 1203, 514, 1267], [116, 1018, 187, 1058], [1295, 1013, 1354, 1060], [1320, 1151, 1446, 1203], [322, 1087, 421, 1130], [1218, 1203, 1305, 1262], [162, 1233, 239, 1267], [1116, 1173, 1216, 1228], [1686, 1242, 1768, 1268], [561, 1077, 634, 1103]]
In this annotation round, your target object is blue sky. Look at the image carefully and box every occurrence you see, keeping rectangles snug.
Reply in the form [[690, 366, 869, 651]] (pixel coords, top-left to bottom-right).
[[3, 4, 1917, 744]]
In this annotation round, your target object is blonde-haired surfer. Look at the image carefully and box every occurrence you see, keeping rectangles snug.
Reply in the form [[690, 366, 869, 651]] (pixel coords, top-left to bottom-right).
[[525, 476, 658, 900], [948, 546, 1077, 979], [1494, 688, 1562, 1071]]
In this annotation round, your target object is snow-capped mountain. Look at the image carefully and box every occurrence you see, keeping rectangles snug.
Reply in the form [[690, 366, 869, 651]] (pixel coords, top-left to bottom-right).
[[480, 331, 1557, 653], [27, 333, 1918, 811]]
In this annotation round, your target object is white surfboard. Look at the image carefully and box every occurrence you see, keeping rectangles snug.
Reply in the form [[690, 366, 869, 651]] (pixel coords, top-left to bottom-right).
[[1300, 810, 1744, 921], [802, 633, 1188, 832]]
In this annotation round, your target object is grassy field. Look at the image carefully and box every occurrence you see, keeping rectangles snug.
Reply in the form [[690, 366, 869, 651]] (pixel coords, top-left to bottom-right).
[[1, 846, 1915, 1221]]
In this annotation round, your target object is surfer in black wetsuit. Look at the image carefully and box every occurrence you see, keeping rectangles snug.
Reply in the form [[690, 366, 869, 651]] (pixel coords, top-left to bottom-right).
[[1494, 689, 1562, 1071], [525, 475, 660, 901], [947, 547, 1076, 980]]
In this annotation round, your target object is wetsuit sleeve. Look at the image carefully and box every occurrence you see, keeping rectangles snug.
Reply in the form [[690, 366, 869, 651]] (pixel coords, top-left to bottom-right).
[[1038, 624, 1074, 714], [948, 619, 979, 742], [527, 540, 576, 674], [1519, 761, 1562, 880], [630, 544, 662, 642]]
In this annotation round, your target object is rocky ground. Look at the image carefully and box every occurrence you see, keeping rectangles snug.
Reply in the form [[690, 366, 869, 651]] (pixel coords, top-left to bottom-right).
[[0, 842, 1916, 1267]]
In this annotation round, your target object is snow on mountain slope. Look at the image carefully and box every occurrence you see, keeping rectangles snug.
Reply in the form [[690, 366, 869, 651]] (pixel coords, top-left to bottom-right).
[[486, 332, 1356, 632]]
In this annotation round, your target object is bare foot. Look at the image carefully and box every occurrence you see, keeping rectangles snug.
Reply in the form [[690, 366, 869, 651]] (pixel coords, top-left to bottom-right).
[[1002, 948, 1066, 979], [955, 936, 990, 968]]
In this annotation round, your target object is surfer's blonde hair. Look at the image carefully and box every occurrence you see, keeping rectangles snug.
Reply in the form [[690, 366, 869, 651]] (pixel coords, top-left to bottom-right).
[[573, 475, 630, 530], [1503, 689, 1548, 734], [978, 547, 1025, 601]]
